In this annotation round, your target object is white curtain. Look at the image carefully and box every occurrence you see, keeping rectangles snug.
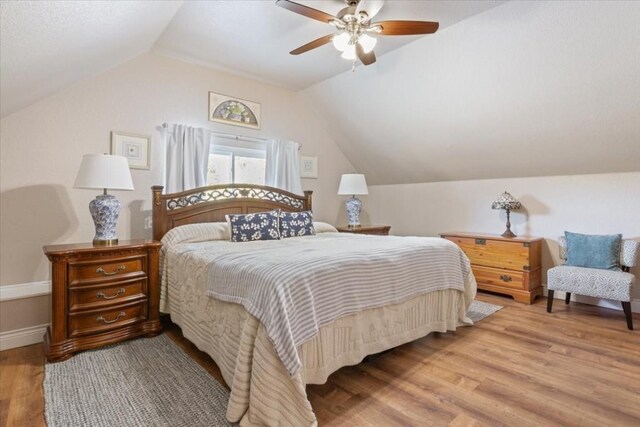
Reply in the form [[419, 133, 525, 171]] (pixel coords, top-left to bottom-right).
[[265, 139, 302, 195], [162, 124, 212, 193]]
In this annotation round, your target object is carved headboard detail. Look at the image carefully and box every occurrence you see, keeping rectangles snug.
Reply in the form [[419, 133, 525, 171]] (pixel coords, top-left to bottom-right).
[[151, 184, 313, 241]]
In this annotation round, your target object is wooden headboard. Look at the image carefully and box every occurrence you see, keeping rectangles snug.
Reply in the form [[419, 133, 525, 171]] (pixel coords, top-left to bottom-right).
[[151, 184, 313, 240]]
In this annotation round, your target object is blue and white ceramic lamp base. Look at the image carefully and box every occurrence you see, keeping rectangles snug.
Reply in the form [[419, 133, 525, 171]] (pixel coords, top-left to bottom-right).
[[89, 194, 121, 245], [345, 196, 362, 227]]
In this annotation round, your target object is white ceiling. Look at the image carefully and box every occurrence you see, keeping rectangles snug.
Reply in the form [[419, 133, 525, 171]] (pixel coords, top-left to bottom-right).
[[0, 0, 184, 117], [0, 0, 505, 117], [305, 1, 640, 184], [153, 0, 507, 90]]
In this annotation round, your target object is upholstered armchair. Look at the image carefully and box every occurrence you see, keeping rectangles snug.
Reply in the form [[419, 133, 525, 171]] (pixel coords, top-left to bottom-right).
[[547, 237, 639, 330]]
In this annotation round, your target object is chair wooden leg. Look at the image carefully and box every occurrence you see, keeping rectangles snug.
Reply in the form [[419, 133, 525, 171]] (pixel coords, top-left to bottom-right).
[[547, 290, 555, 313], [565, 292, 571, 304], [621, 301, 633, 330]]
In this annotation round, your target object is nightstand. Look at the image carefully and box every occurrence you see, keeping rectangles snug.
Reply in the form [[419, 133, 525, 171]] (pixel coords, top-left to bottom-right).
[[43, 240, 163, 362], [440, 232, 542, 304], [336, 225, 391, 236]]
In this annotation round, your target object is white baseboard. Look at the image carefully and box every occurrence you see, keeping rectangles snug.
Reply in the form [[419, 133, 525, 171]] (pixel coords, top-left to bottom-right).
[[542, 285, 640, 313], [0, 280, 51, 301], [0, 323, 48, 351]]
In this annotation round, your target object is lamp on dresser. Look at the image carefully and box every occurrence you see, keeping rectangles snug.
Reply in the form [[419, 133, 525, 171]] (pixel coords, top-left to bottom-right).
[[338, 174, 368, 228], [491, 191, 522, 238], [74, 154, 134, 245]]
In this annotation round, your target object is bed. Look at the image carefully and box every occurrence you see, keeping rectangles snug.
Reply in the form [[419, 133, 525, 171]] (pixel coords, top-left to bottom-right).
[[152, 184, 477, 426]]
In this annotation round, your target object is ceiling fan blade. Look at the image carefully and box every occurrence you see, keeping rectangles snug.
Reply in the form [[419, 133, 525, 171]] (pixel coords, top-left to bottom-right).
[[356, 43, 376, 66], [356, 0, 385, 20], [276, 0, 336, 24], [290, 34, 334, 55], [374, 20, 439, 36]]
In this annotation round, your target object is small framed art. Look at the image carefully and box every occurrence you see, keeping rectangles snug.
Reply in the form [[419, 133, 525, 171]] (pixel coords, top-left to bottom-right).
[[209, 92, 261, 130], [300, 156, 318, 179], [111, 132, 151, 170]]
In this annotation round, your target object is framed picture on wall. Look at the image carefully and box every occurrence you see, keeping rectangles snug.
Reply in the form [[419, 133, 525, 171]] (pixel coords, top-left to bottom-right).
[[111, 132, 151, 170], [209, 92, 261, 130], [300, 156, 318, 179]]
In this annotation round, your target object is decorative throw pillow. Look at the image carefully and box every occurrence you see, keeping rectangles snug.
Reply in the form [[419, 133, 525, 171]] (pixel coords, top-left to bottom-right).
[[226, 210, 281, 242], [565, 231, 622, 271], [280, 210, 315, 238]]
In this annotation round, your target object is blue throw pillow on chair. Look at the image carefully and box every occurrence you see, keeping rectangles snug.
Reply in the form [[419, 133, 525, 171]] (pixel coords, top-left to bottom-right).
[[564, 231, 622, 271]]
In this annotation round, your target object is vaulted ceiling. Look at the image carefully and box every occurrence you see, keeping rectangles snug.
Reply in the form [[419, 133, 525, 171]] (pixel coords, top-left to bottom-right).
[[2, 1, 639, 184], [1, 0, 504, 117]]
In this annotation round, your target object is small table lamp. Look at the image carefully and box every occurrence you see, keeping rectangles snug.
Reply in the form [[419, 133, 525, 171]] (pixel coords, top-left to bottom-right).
[[338, 174, 368, 228], [74, 154, 134, 245], [491, 191, 522, 238]]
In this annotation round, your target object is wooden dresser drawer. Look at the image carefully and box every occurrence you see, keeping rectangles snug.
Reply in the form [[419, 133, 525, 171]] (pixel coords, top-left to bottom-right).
[[446, 236, 531, 270], [68, 301, 147, 338], [68, 255, 146, 285], [471, 265, 524, 290], [440, 232, 543, 304], [69, 278, 147, 312]]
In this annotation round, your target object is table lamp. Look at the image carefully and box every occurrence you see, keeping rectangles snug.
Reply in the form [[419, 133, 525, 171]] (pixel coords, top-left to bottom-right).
[[491, 191, 522, 238], [74, 154, 134, 245], [338, 174, 368, 228]]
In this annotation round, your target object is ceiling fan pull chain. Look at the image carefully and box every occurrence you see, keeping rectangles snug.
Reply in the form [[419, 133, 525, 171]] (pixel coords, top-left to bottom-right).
[[352, 60, 356, 72]]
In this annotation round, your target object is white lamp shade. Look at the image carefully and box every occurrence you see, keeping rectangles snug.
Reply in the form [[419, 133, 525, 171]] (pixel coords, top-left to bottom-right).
[[338, 174, 368, 195], [332, 32, 350, 51], [74, 154, 134, 191], [359, 34, 377, 53]]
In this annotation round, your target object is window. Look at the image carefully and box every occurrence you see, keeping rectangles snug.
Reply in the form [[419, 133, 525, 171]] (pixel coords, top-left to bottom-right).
[[207, 143, 266, 185]]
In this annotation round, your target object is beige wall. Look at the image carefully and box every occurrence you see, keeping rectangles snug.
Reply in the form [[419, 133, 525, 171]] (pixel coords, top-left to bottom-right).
[[0, 53, 355, 333], [365, 172, 640, 308]]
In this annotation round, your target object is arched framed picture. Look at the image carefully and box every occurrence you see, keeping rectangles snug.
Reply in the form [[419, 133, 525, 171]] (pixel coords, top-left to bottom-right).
[[209, 92, 261, 130]]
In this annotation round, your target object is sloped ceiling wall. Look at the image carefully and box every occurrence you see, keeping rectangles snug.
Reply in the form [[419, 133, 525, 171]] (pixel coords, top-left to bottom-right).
[[304, 1, 640, 185], [0, 0, 183, 117]]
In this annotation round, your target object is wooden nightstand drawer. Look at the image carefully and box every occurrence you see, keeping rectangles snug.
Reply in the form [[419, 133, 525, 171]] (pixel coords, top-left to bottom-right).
[[446, 236, 531, 271], [68, 277, 147, 312], [44, 240, 162, 362], [471, 266, 524, 290], [68, 255, 146, 285], [336, 225, 391, 235], [68, 301, 147, 338]]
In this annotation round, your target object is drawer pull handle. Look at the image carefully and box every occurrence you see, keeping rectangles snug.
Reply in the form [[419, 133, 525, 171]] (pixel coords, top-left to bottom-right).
[[500, 274, 512, 282], [475, 239, 486, 245], [96, 265, 126, 276], [96, 311, 126, 324], [96, 288, 125, 300]]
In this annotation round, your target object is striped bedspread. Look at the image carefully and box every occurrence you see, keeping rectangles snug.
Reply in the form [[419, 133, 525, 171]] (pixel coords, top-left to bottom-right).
[[205, 233, 471, 376]]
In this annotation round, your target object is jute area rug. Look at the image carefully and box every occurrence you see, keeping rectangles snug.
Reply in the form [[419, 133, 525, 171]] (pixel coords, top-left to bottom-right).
[[44, 334, 233, 427], [44, 301, 502, 427]]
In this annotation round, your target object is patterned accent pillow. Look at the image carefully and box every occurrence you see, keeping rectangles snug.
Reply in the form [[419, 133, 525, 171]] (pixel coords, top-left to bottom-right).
[[280, 210, 315, 238], [226, 210, 281, 242]]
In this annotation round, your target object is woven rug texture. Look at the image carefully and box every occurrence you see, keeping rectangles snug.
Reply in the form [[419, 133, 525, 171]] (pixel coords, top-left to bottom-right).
[[45, 301, 502, 426], [44, 334, 232, 427], [467, 299, 503, 323]]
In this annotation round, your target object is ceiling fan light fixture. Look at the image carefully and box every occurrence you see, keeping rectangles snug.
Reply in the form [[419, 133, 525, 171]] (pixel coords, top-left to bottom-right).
[[341, 44, 357, 60], [332, 32, 350, 51], [359, 33, 377, 53]]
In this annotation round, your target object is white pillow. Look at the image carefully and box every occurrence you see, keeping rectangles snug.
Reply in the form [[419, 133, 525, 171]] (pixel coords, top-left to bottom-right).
[[313, 221, 338, 233], [161, 222, 230, 248]]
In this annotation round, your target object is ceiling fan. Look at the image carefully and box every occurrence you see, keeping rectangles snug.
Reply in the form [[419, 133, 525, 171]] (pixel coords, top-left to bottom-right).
[[275, 0, 439, 66]]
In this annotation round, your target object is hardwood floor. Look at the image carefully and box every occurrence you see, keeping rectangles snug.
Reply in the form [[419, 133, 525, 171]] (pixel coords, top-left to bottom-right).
[[1, 294, 639, 427]]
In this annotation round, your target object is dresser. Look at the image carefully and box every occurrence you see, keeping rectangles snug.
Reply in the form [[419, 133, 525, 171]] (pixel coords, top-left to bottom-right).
[[440, 232, 542, 304], [336, 225, 391, 236], [43, 240, 163, 362]]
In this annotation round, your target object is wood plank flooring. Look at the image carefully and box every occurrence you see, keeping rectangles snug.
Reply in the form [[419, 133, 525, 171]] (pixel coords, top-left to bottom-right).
[[1, 293, 638, 427]]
